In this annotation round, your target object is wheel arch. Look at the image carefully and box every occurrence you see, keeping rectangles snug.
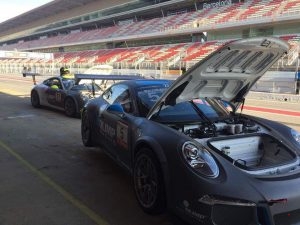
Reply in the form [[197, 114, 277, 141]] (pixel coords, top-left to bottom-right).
[[133, 138, 167, 164], [133, 137, 171, 209], [31, 89, 41, 107], [81, 108, 95, 147], [31, 89, 39, 98], [64, 95, 80, 114]]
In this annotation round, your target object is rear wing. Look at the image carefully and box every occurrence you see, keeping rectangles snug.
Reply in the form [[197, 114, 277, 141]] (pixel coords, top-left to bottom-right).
[[74, 73, 144, 84], [22, 72, 41, 85]]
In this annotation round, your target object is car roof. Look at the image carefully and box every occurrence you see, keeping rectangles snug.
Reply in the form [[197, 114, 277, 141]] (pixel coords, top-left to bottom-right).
[[46, 76, 73, 80], [119, 79, 172, 88]]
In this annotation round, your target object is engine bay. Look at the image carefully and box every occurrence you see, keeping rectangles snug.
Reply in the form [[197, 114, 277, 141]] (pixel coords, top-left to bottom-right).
[[172, 116, 265, 139], [169, 115, 299, 176]]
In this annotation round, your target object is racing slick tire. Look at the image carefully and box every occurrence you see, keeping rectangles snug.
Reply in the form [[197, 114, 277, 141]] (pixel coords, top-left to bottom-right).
[[81, 111, 94, 147], [64, 98, 76, 117], [31, 91, 40, 108], [133, 147, 166, 214]]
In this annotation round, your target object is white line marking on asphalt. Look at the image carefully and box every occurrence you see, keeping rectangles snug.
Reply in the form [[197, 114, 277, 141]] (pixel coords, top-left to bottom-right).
[[2, 114, 35, 120]]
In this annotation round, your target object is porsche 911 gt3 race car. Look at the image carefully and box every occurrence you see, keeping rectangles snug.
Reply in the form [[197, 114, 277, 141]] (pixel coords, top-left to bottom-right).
[[29, 74, 142, 117], [81, 37, 300, 225]]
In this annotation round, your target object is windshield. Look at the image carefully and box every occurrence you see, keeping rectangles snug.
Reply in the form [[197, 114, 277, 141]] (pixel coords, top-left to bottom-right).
[[136, 85, 169, 117], [193, 98, 231, 119], [152, 98, 231, 123]]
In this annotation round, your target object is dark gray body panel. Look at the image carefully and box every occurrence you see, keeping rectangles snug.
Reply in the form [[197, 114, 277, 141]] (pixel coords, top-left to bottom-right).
[[83, 88, 300, 225]]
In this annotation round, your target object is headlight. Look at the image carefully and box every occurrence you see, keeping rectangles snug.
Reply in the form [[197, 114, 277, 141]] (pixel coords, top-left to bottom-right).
[[291, 129, 300, 144], [182, 142, 219, 178]]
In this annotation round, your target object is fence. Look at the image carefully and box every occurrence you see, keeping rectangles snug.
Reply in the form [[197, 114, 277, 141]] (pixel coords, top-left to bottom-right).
[[0, 64, 299, 94], [251, 71, 298, 94]]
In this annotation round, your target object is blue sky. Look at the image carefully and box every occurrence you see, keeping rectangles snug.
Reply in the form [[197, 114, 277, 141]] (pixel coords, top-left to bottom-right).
[[0, 0, 53, 23]]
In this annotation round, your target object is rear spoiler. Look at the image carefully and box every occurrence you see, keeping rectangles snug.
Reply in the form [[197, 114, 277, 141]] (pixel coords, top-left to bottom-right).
[[74, 73, 144, 84], [74, 73, 144, 96], [74, 74, 144, 83], [22, 72, 41, 85]]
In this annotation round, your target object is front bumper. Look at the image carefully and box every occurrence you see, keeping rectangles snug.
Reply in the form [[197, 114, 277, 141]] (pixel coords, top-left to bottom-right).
[[199, 195, 257, 225], [169, 158, 300, 225], [176, 195, 259, 225], [176, 194, 300, 225]]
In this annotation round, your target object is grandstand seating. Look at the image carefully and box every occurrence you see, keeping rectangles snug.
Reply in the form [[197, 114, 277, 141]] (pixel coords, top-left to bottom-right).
[[281, 0, 300, 15], [182, 41, 221, 62], [1, 34, 299, 72], [151, 43, 185, 62], [75, 51, 97, 63], [0, 0, 300, 76], [94, 48, 127, 64], [1, 0, 300, 53]]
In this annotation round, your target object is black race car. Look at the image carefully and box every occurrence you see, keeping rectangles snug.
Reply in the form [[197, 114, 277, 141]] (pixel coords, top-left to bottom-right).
[[81, 37, 300, 225], [30, 74, 141, 117]]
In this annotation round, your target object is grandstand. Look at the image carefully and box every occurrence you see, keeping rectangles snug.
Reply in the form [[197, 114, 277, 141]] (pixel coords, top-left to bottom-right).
[[0, 0, 300, 91]]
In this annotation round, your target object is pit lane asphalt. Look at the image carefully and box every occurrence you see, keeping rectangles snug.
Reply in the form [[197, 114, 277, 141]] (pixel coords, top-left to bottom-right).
[[0, 78, 182, 225], [0, 76, 300, 225]]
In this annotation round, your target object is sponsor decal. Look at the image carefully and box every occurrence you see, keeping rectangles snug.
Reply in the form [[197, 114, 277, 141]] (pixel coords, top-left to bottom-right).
[[116, 122, 129, 149], [203, 0, 232, 10], [56, 92, 62, 102], [100, 122, 116, 140]]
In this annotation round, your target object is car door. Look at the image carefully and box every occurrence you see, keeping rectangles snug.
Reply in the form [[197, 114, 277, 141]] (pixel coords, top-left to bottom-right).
[[100, 84, 133, 167], [46, 78, 66, 108]]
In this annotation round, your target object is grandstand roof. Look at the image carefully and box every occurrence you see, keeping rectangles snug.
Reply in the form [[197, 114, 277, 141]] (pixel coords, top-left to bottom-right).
[[0, 0, 98, 31]]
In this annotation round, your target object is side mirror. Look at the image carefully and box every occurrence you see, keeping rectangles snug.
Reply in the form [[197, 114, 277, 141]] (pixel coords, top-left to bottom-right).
[[107, 103, 125, 117]]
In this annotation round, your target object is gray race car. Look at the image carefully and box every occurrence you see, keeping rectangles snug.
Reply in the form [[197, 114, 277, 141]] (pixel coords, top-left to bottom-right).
[[81, 37, 300, 225], [30, 75, 102, 117], [30, 74, 141, 117]]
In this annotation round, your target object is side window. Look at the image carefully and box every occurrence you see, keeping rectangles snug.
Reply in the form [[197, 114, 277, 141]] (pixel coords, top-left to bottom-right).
[[43, 79, 52, 87], [102, 85, 127, 104], [102, 84, 133, 113], [114, 89, 133, 113], [45, 78, 62, 89], [52, 78, 62, 89]]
